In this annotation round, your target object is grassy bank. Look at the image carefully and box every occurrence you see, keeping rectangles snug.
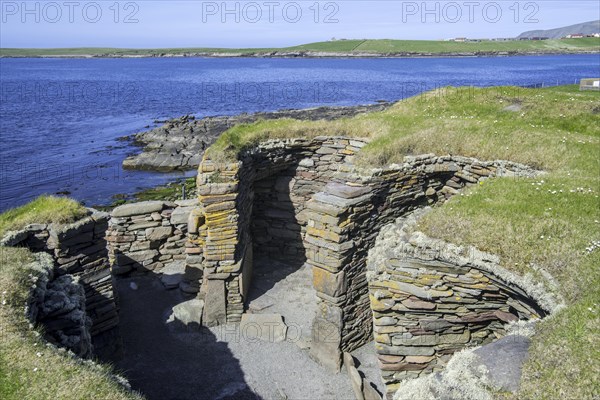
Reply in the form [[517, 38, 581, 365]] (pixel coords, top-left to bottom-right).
[[208, 84, 600, 398], [1, 37, 598, 57], [0, 195, 88, 238], [0, 246, 141, 400], [0, 198, 140, 399]]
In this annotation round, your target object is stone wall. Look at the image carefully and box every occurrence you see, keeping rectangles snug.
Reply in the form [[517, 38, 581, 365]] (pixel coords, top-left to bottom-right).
[[1, 210, 120, 358], [190, 137, 367, 327], [302, 154, 539, 371], [25, 252, 93, 358], [106, 199, 202, 294], [189, 136, 542, 373], [366, 212, 558, 395], [250, 137, 366, 264]]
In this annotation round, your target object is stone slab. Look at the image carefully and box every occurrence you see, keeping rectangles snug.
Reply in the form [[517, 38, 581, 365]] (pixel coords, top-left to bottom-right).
[[168, 299, 204, 329], [324, 182, 372, 199], [170, 206, 196, 225], [203, 279, 227, 326], [146, 226, 173, 241], [112, 201, 165, 217], [160, 260, 186, 289], [472, 334, 531, 393], [344, 352, 365, 400], [313, 267, 347, 298]]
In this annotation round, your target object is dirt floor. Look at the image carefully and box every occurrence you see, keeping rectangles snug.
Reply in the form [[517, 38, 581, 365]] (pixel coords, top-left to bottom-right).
[[111, 259, 383, 400]]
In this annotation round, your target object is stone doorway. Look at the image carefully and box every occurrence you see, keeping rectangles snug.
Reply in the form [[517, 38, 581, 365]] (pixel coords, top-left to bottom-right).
[[244, 170, 318, 348]]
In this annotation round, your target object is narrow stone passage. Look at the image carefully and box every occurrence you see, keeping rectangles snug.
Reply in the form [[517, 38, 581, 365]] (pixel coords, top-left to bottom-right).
[[246, 258, 317, 349]]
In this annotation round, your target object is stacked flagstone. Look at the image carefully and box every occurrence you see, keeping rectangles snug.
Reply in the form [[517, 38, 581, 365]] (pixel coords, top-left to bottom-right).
[[191, 137, 367, 326], [302, 154, 541, 371], [250, 137, 367, 264], [1, 210, 121, 358], [194, 160, 245, 325], [191, 137, 543, 374], [366, 213, 556, 395], [106, 200, 201, 294]]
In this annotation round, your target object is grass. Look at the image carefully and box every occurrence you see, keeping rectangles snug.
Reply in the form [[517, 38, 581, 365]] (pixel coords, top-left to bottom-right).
[[408, 86, 600, 399], [208, 85, 599, 170], [208, 84, 600, 398], [0, 196, 88, 238], [0, 246, 141, 400], [518, 279, 600, 400], [130, 177, 196, 203], [1, 38, 598, 57], [352, 37, 600, 53]]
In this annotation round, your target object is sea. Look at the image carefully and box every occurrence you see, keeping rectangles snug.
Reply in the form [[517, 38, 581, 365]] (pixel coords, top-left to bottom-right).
[[1, 54, 598, 211]]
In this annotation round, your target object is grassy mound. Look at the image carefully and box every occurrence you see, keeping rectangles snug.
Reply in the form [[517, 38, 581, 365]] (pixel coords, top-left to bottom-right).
[[0, 246, 141, 400], [207, 85, 600, 398], [0, 196, 88, 238], [209, 85, 598, 171]]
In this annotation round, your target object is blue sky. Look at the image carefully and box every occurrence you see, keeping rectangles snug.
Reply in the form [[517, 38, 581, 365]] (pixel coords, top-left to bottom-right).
[[1, 1, 599, 48]]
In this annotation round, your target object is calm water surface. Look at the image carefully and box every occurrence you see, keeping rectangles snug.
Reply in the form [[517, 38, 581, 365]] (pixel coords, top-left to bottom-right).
[[1, 55, 598, 211]]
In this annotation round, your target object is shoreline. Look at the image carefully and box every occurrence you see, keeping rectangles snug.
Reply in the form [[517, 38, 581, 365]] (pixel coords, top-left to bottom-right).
[[1, 50, 599, 59], [120, 102, 392, 172]]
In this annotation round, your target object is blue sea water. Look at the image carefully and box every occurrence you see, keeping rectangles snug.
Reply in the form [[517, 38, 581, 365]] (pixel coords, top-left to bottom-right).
[[0, 54, 598, 211]]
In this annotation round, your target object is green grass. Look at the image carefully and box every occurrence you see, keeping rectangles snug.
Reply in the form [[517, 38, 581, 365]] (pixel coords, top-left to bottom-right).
[[518, 276, 600, 400], [1, 37, 598, 57], [0, 246, 141, 400], [0, 196, 88, 238], [207, 84, 600, 398], [208, 85, 600, 168], [353, 37, 600, 53]]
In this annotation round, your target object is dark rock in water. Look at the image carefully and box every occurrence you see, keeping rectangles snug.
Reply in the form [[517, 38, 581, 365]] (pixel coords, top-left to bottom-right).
[[122, 103, 391, 171]]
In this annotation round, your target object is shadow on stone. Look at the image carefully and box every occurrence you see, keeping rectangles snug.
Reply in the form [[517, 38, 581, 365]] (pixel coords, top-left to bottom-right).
[[248, 169, 308, 304], [107, 273, 261, 400]]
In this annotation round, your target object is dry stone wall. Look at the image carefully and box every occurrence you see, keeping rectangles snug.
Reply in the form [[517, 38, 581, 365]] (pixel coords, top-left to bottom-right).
[[25, 253, 93, 358], [106, 199, 202, 294], [191, 137, 366, 327], [303, 154, 540, 370], [190, 136, 542, 373], [250, 137, 366, 264], [366, 212, 557, 395], [1, 210, 120, 358]]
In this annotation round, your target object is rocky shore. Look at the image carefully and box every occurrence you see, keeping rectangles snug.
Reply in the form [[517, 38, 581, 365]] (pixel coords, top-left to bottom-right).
[[121, 103, 391, 171]]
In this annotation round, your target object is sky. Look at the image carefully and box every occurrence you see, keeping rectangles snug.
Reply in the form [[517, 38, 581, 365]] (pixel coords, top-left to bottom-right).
[[0, 1, 599, 48]]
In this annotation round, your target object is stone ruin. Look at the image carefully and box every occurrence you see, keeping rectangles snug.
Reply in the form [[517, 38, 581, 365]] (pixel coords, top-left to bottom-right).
[[3, 135, 561, 398], [2, 210, 121, 359], [181, 136, 554, 394]]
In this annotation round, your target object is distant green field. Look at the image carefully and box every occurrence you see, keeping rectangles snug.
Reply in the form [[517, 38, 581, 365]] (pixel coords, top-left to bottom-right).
[[1, 38, 598, 57]]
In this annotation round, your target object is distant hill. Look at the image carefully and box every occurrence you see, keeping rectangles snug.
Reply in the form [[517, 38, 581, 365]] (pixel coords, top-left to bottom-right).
[[517, 20, 600, 39]]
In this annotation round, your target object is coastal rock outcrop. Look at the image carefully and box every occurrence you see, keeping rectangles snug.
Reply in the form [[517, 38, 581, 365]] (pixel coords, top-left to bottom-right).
[[122, 103, 390, 171]]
